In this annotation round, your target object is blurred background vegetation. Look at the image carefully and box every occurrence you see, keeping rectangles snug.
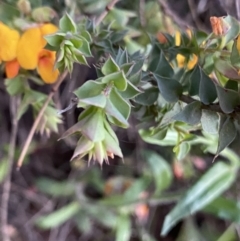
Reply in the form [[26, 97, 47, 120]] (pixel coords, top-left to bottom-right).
[[1, 0, 240, 240]]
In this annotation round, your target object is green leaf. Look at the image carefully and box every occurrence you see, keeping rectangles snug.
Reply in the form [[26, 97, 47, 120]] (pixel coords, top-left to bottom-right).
[[111, 30, 128, 43], [106, 8, 136, 28], [81, 30, 92, 43], [105, 88, 130, 127], [36, 178, 75, 197], [176, 218, 202, 241], [161, 162, 237, 236], [77, 36, 92, 57], [189, 65, 200, 96], [216, 117, 237, 157], [115, 48, 128, 66], [215, 59, 240, 80], [204, 197, 240, 223], [225, 80, 238, 91], [216, 85, 240, 113], [154, 74, 183, 103], [59, 13, 77, 33], [71, 136, 94, 160], [74, 81, 106, 108], [201, 110, 219, 134], [199, 68, 217, 105], [61, 106, 105, 141], [5, 76, 25, 96], [174, 101, 202, 125], [216, 224, 238, 241], [120, 81, 141, 99], [35, 202, 80, 229], [224, 15, 240, 45], [134, 87, 158, 106], [70, 37, 83, 49], [230, 39, 240, 68], [121, 63, 134, 76], [44, 33, 64, 47], [129, 71, 142, 85], [104, 130, 123, 158], [85, 204, 117, 228], [31, 6, 56, 23], [74, 53, 88, 66], [17, 90, 47, 120], [81, 108, 105, 142], [74, 214, 92, 234], [176, 142, 191, 160], [0, 3, 20, 22], [124, 178, 150, 201], [148, 51, 174, 78], [144, 151, 172, 193], [139, 127, 168, 146], [115, 214, 132, 241], [101, 71, 127, 91], [102, 56, 120, 75]]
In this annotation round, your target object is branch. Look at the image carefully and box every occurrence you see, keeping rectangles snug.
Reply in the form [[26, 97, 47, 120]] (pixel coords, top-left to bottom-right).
[[180, 95, 224, 113], [187, 0, 208, 32], [17, 70, 68, 169], [1, 96, 20, 241], [95, 0, 120, 26], [157, 0, 190, 30]]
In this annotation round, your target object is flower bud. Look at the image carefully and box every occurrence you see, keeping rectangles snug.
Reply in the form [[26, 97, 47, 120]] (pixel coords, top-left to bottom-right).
[[210, 16, 230, 36], [17, 0, 31, 15]]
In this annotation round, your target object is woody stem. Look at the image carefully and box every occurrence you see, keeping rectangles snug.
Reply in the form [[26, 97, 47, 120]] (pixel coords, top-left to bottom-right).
[[16, 70, 68, 169]]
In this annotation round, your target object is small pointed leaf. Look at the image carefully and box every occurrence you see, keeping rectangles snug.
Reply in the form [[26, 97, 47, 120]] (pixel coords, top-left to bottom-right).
[[189, 65, 201, 96], [143, 151, 172, 193], [215, 59, 240, 80], [135, 87, 158, 106], [230, 39, 240, 68], [216, 85, 240, 113], [59, 13, 77, 33], [201, 110, 219, 134], [154, 74, 183, 103], [102, 56, 120, 75], [74, 81, 106, 108], [174, 101, 202, 125], [199, 69, 217, 104], [216, 117, 236, 156], [101, 71, 127, 91], [148, 51, 174, 78]]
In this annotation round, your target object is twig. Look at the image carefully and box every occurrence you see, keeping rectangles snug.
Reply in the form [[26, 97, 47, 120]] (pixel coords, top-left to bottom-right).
[[187, 0, 208, 32], [180, 95, 224, 113], [1, 96, 20, 241], [157, 0, 189, 30], [17, 70, 68, 169], [95, 0, 120, 26], [139, 0, 146, 28], [236, 0, 240, 21]]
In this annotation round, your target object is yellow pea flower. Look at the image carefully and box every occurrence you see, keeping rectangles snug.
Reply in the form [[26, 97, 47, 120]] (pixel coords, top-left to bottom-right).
[[0, 22, 20, 62], [17, 27, 43, 70], [175, 30, 198, 70], [16, 23, 59, 83], [237, 34, 240, 54]]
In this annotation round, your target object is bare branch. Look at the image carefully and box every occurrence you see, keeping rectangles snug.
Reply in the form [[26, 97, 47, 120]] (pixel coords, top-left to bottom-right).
[[17, 70, 68, 169], [95, 0, 120, 26], [1, 96, 20, 241]]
